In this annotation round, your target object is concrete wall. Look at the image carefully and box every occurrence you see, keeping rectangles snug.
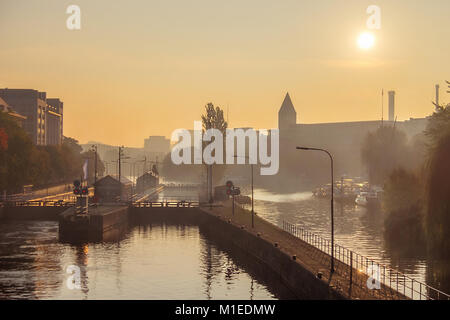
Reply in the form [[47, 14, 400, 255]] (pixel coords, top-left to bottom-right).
[[90, 206, 129, 232], [197, 209, 344, 300], [3, 206, 68, 220], [131, 207, 344, 300], [131, 207, 201, 225]]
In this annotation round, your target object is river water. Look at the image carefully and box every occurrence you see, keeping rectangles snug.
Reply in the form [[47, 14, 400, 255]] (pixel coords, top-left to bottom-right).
[[1, 185, 446, 299], [241, 188, 429, 285], [154, 184, 431, 290], [0, 220, 287, 299]]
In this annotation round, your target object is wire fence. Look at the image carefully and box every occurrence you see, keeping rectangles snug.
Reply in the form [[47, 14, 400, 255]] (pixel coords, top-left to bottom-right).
[[282, 220, 450, 300]]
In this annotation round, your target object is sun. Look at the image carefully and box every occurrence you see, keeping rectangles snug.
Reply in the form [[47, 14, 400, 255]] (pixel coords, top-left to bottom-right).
[[357, 32, 375, 50]]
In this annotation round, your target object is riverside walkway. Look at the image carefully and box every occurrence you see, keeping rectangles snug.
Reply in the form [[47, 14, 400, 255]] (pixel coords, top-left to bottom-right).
[[204, 200, 449, 300]]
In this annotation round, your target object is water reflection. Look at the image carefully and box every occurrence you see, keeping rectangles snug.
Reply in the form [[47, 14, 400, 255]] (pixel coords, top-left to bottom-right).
[[0, 220, 282, 299], [244, 188, 428, 284], [426, 259, 450, 297], [0, 221, 62, 299], [198, 225, 297, 300]]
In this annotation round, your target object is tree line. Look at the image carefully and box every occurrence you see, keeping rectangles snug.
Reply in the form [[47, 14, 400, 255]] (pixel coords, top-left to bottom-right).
[[361, 104, 450, 260], [0, 112, 104, 194]]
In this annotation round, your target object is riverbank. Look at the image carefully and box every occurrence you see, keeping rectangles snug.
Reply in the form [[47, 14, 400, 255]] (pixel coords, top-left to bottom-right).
[[201, 200, 408, 300]]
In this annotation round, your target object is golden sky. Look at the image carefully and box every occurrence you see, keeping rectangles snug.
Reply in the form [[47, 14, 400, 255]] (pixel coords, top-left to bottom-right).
[[0, 0, 449, 147]]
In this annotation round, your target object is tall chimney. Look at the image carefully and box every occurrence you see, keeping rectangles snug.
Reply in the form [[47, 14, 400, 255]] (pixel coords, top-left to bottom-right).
[[388, 91, 395, 122]]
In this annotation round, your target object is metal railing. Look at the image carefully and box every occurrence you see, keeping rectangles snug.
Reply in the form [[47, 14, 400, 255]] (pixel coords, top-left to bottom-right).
[[282, 220, 450, 300], [4, 200, 75, 207], [132, 201, 200, 208]]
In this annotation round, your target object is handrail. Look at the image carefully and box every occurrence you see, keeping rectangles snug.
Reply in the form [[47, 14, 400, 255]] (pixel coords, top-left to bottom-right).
[[282, 220, 450, 300], [131, 201, 200, 208], [3, 200, 76, 207]]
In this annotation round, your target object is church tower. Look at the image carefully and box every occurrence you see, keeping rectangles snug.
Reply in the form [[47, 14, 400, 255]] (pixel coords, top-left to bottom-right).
[[278, 92, 297, 129]]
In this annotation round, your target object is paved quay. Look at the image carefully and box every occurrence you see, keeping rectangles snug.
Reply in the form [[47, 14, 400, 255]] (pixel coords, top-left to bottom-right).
[[202, 200, 408, 300]]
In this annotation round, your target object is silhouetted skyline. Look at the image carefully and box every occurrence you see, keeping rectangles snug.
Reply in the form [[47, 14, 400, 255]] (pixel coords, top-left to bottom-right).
[[0, 0, 449, 146]]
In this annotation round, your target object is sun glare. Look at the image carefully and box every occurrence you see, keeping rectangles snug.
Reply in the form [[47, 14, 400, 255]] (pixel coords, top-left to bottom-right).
[[357, 32, 375, 50]]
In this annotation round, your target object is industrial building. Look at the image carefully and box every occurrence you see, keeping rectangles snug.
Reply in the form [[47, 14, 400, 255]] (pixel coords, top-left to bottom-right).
[[94, 175, 132, 202]]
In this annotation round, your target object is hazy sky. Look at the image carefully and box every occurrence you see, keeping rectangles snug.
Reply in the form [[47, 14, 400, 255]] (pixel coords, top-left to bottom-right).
[[0, 0, 449, 147]]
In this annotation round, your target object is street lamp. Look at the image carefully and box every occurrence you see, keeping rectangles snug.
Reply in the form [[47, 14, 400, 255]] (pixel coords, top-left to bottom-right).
[[91, 145, 98, 185], [296, 146, 335, 274], [90, 145, 98, 199], [234, 155, 254, 228]]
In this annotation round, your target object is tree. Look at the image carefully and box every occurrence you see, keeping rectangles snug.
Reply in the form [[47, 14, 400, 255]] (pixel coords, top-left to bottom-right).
[[28, 147, 52, 188], [62, 136, 83, 155], [81, 150, 105, 184], [425, 107, 450, 257], [160, 148, 203, 183], [201, 103, 228, 134], [424, 104, 450, 149], [0, 112, 34, 193], [0, 112, 88, 193], [0, 127, 7, 151], [383, 168, 425, 247], [201, 103, 228, 200], [361, 126, 415, 185], [59, 141, 83, 182]]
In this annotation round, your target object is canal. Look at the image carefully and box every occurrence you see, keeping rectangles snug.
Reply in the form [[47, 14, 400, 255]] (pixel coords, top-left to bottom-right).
[[0, 220, 294, 299], [240, 188, 445, 292]]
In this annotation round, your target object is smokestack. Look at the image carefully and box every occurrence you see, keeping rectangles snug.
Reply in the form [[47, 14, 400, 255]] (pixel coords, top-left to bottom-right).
[[388, 91, 395, 122], [435, 84, 440, 108]]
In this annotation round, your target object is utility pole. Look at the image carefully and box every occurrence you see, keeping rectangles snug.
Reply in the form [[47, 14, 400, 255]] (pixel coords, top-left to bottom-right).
[[118, 146, 124, 200], [233, 155, 255, 228], [297, 147, 335, 274], [91, 145, 98, 185], [144, 156, 147, 174], [91, 145, 98, 198], [209, 165, 213, 204]]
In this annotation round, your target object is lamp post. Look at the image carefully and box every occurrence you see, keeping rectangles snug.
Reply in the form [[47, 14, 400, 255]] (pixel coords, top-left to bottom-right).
[[118, 146, 123, 183], [296, 146, 335, 274], [118, 146, 131, 201], [90, 145, 98, 199], [91, 145, 98, 185], [234, 155, 254, 228]]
